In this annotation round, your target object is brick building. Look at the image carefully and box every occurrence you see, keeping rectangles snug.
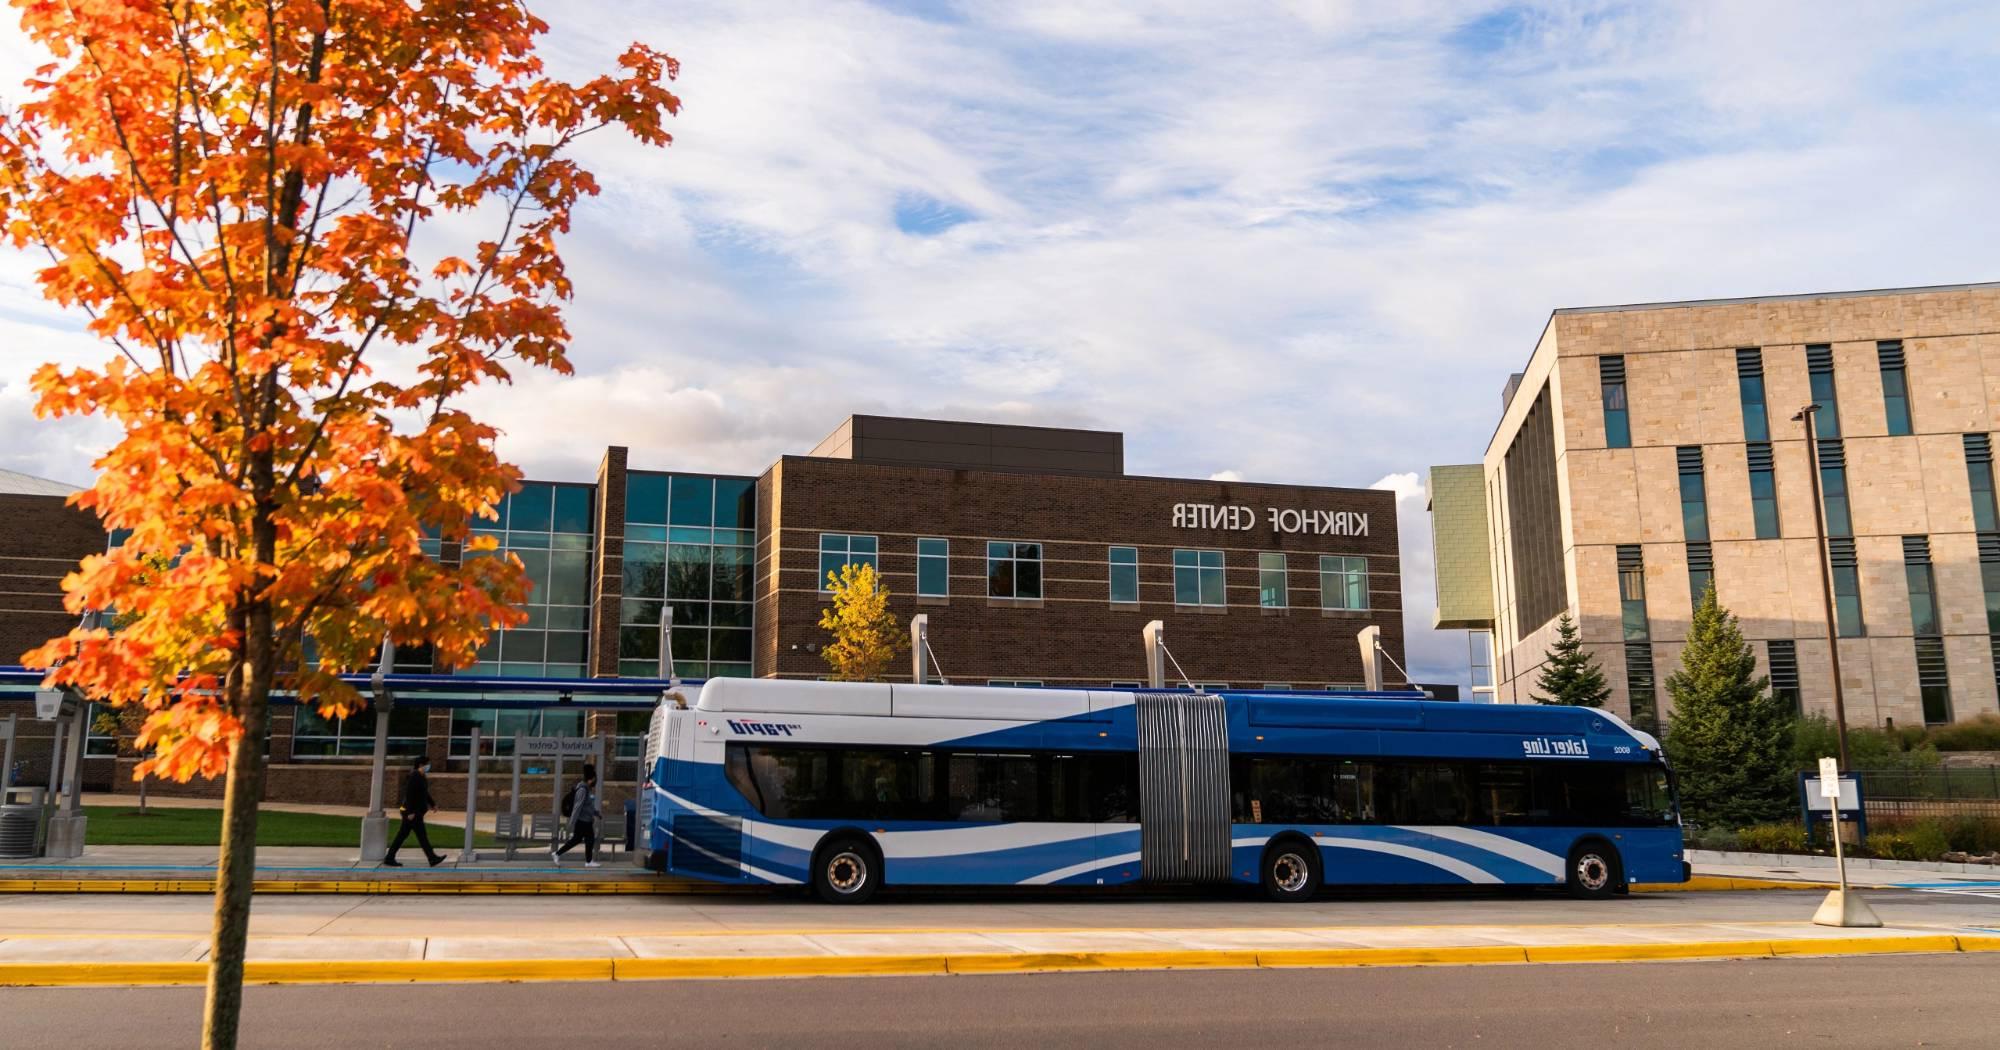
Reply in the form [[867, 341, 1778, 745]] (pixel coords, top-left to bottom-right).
[[1430, 282, 2000, 732], [0, 469, 117, 790], [2, 416, 1403, 805]]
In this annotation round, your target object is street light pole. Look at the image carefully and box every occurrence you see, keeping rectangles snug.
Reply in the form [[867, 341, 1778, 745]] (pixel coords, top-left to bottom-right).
[[1794, 403, 1851, 770]]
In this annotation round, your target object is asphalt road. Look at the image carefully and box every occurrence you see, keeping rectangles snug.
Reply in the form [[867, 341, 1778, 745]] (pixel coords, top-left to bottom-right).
[[4, 953, 1994, 1049]]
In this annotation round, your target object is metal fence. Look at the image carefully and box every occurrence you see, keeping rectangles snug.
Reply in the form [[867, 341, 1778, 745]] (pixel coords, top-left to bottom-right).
[[1853, 768, 2000, 801]]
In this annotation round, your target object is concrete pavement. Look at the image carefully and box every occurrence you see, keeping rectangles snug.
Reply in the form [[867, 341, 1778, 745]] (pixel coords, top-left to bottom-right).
[[3, 883, 1998, 985]]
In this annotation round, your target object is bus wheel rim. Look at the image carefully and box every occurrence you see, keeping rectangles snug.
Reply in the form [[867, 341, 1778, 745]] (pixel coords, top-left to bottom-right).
[[828, 851, 868, 893], [1577, 855, 1609, 891], [1273, 852, 1309, 893]]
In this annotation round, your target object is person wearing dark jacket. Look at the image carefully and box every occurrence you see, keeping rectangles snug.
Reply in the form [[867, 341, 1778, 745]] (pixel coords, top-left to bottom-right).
[[551, 764, 603, 868], [384, 754, 446, 868]]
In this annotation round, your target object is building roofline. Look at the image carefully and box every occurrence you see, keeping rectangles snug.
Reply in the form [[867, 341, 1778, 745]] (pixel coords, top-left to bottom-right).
[[774, 453, 1390, 497], [1550, 279, 2000, 316], [1490, 279, 2000, 453]]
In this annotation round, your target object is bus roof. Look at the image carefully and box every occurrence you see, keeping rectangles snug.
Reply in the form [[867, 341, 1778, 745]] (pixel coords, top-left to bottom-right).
[[693, 678, 1657, 750]]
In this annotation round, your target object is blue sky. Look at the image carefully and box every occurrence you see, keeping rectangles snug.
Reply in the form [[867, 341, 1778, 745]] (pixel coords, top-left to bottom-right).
[[6, 1, 2000, 683]]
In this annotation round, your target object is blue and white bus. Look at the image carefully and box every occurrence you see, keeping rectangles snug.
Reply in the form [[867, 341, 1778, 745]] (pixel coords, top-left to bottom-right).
[[643, 679, 1687, 903]]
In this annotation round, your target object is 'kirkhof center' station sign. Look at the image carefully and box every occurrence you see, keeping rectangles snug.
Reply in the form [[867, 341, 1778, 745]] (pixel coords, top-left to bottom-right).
[[1171, 502, 1370, 537]]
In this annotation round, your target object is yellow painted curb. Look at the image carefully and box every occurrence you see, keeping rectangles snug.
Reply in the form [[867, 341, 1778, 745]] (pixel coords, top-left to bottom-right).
[[616, 955, 949, 980], [0, 962, 209, 986], [1768, 934, 1959, 957], [1256, 945, 1527, 967], [1526, 940, 1774, 963], [1632, 876, 1838, 893], [4, 934, 1992, 987]]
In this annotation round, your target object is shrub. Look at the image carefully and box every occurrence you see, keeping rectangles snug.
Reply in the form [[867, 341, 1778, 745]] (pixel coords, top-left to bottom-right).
[[1736, 823, 1807, 854], [1865, 818, 1955, 862], [1689, 827, 1740, 852], [1790, 715, 1941, 773], [1926, 714, 2000, 752], [1928, 815, 2000, 855]]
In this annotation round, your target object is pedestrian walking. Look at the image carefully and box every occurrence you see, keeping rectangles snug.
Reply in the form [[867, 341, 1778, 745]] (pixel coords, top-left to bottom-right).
[[383, 754, 446, 868], [552, 763, 603, 868]]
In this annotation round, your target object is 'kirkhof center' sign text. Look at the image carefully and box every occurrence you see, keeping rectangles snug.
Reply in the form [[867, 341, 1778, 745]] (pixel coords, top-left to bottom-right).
[[1172, 502, 1369, 537]]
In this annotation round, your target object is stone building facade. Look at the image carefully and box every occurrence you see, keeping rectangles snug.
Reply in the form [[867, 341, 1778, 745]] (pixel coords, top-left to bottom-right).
[[1431, 282, 2000, 731]]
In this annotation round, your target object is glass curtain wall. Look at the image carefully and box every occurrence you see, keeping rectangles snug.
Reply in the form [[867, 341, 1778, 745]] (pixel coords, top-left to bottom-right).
[[619, 471, 756, 679], [467, 482, 594, 677]]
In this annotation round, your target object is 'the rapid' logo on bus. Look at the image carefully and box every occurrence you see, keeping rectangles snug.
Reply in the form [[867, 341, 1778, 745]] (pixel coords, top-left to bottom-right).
[[1522, 735, 1590, 758], [726, 719, 802, 737]]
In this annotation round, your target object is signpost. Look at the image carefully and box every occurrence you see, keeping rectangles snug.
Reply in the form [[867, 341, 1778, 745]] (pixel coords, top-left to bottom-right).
[[1812, 756, 1881, 928]]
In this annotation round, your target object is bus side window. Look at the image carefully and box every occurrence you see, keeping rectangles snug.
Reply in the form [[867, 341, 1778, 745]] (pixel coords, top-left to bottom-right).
[[1084, 752, 1139, 822], [748, 746, 833, 820], [724, 744, 764, 813]]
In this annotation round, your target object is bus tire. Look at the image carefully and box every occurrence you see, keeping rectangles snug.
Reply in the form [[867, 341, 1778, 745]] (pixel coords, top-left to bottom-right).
[[1565, 840, 1622, 900], [812, 834, 881, 905], [1260, 837, 1321, 902]]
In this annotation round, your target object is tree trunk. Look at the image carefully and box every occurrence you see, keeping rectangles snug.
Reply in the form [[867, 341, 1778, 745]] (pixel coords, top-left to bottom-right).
[[200, 609, 274, 1050]]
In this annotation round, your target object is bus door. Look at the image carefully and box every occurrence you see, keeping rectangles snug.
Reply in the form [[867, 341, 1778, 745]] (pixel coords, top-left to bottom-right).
[[1134, 692, 1232, 883]]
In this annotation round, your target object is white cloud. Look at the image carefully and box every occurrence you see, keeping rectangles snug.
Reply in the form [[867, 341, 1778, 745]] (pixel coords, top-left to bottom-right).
[[6, 2, 2000, 673]]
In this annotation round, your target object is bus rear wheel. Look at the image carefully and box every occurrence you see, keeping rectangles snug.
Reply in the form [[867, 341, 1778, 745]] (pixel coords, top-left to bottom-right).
[[812, 835, 881, 905], [1261, 839, 1321, 902], [1565, 841, 1622, 900]]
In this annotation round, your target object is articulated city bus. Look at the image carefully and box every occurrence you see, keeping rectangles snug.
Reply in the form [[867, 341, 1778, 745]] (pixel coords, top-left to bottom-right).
[[642, 679, 1687, 903]]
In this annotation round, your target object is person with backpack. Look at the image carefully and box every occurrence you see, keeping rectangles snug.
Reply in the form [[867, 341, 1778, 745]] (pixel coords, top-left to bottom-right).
[[551, 763, 602, 867]]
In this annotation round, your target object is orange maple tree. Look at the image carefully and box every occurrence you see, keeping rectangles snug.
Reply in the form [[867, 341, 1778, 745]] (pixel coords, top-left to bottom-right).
[[0, 2, 678, 1045]]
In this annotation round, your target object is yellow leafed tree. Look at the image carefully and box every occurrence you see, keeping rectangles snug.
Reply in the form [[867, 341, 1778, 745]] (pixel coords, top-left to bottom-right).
[[818, 563, 907, 682]]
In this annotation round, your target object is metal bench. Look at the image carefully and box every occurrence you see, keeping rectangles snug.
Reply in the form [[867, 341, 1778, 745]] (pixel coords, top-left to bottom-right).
[[495, 810, 560, 861]]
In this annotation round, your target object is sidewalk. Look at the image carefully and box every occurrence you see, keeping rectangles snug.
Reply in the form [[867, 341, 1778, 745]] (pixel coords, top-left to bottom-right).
[[0, 920, 1988, 986], [9, 843, 2000, 895]]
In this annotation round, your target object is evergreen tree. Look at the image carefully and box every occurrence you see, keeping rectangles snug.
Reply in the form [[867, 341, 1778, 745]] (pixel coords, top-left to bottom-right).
[[1533, 613, 1612, 707], [1665, 584, 1796, 827]]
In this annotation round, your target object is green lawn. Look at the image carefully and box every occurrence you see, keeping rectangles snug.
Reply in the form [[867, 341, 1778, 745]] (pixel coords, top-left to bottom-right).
[[82, 806, 495, 848]]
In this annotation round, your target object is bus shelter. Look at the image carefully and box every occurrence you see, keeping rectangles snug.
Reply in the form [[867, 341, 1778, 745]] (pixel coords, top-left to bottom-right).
[[0, 664, 684, 861]]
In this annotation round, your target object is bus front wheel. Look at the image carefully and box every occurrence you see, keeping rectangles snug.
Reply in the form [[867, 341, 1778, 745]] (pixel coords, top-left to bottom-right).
[[1261, 838, 1321, 902], [812, 835, 882, 905], [1565, 841, 1623, 900]]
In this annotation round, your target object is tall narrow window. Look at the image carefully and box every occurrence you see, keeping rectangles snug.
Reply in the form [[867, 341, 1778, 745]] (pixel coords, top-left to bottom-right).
[[1817, 440, 1852, 537], [1904, 536, 1940, 637], [1319, 556, 1369, 611], [1747, 442, 1780, 539], [1624, 642, 1658, 733], [1985, 535, 2000, 701], [1980, 534, 2000, 634], [1878, 341, 1912, 436], [1806, 345, 1841, 438], [1767, 640, 1801, 716], [1828, 537, 1863, 637], [1258, 552, 1288, 609], [986, 541, 1043, 599], [1686, 541, 1714, 611], [1736, 348, 1769, 441], [1905, 537, 1951, 722], [818, 533, 879, 590], [1599, 355, 1630, 448], [916, 538, 949, 597], [1108, 546, 1139, 604], [1617, 544, 1649, 641], [1966, 434, 1997, 533], [1173, 549, 1226, 607], [1677, 446, 1708, 541], [1897, 534, 1949, 749]]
